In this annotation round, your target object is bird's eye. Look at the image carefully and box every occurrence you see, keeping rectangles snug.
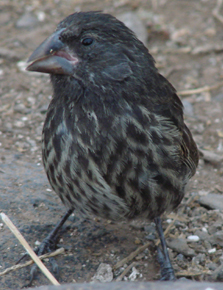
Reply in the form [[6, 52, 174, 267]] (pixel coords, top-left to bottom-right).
[[82, 38, 94, 46]]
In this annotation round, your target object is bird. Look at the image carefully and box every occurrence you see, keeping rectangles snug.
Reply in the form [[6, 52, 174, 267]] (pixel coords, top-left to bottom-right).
[[26, 11, 199, 282]]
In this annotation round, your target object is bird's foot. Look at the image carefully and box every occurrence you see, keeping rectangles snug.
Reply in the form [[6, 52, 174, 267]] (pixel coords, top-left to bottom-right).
[[17, 209, 73, 288], [154, 217, 176, 281], [157, 246, 176, 281], [18, 230, 60, 288]]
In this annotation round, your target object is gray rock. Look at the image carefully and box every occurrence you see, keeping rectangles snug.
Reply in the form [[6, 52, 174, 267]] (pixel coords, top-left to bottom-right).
[[199, 150, 223, 165], [209, 230, 223, 247], [208, 221, 223, 235], [194, 230, 210, 241], [211, 264, 223, 281], [166, 238, 195, 257], [176, 254, 187, 269], [198, 193, 223, 211], [14, 103, 30, 114], [176, 253, 185, 261], [207, 262, 218, 271], [145, 234, 156, 241], [144, 223, 156, 240], [92, 263, 113, 282], [192, 253, 206, 266], [203, 240, 212, 250]]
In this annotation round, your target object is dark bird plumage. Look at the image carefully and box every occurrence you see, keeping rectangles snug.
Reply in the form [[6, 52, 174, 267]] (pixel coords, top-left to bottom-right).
[[26, 11, 199, 282]]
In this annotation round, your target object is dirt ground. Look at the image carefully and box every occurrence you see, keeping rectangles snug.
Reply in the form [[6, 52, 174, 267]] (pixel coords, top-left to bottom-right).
[[1, 0, 223, 289]]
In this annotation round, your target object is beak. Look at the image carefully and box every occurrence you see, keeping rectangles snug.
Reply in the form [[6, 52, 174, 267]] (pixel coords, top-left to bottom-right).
[[26, 29, 78, 75]]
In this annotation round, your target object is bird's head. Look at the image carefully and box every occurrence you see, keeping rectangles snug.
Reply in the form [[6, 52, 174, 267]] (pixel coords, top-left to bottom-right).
[[26, 11, 155, 91]]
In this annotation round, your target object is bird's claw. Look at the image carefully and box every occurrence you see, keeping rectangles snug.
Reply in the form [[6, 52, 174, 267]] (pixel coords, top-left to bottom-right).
[[21, 266, 38, 288], [49, 256, 59, 276], [157, 245, 176, 281], [21, 255, 59, 288], [160, 269, 176, 281], [18, 236, 59, 288], [18, 210, 73, 286]]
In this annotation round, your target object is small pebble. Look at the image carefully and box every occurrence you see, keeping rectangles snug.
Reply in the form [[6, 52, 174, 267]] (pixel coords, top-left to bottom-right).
[[14, 120, 25, 128], [144, 224, 156, 233], [35, 240, 41, 246], [209, 230, 223, 247], [206, 262, 218, 271], [212, 264, 223, 281], [92, 263, 113, 282], [36, 11, 46, 22], [204, 240, 212, 251], [187, 235, 200, 242], [199, 151, 223, 166], [208, 248, 216, 254], [176, 253, 185, 261], [128, 267, 140, 281], [208, 221, 222, 235], [14, 103, 29, 114], [192, 253, 206, 266], [145, 234, 156, 241]]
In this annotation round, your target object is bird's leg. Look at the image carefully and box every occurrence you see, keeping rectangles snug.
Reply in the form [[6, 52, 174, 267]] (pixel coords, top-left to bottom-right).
[[154, 217, 176, 281], [19, 208, 73, 287]]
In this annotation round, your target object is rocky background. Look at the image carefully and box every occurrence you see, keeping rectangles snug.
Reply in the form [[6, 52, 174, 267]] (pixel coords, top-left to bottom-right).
[[1, 0, 223, 289]]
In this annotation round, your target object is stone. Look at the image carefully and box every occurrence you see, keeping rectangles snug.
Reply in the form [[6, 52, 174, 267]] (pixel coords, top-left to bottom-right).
[[166, 238, 195, 257], [199, 194, 223, 211], [92, 263, 113, 283]]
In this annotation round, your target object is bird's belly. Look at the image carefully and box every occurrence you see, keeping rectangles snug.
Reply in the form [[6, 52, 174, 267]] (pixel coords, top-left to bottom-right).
[[42, 110, 187, 221], [42, 134, 132, 219], [42, 133, 185, 221]]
